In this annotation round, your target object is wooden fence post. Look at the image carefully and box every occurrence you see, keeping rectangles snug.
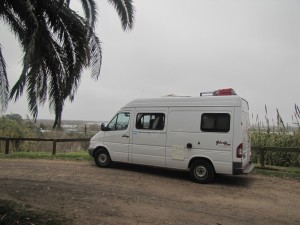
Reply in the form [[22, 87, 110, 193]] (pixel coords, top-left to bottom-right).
[[259, 147, 265, 167], [5, 139, 9, 154], [52, 140, 57, 155]]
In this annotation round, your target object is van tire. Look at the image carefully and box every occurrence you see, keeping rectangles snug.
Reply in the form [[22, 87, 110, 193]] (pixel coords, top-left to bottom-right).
[[94, 149, 111, 168], [190, 160, 214, 184]]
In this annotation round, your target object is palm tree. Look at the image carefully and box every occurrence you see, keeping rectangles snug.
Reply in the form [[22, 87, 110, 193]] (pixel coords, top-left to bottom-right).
[[0, 0, 134, 128]]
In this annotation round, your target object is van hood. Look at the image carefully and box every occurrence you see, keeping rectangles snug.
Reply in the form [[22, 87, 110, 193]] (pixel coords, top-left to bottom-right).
[[91, 131, 105, 141]]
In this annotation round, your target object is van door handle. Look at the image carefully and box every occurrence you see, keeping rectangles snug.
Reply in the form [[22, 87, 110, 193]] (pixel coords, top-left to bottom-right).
[[122, 134, 129, 138]]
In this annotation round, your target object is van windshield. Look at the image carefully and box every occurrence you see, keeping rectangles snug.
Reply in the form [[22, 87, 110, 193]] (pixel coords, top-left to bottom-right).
[[107, 112, 130, 131]]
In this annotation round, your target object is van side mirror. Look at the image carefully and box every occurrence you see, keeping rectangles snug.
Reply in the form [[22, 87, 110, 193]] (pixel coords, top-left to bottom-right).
[[100, 123, 107, 131]]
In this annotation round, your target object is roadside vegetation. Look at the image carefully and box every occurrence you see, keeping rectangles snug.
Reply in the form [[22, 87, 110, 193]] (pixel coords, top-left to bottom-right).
[[253, 165, 300, 180], [251, 104, 300, 167], [0, 114, 98, 153]]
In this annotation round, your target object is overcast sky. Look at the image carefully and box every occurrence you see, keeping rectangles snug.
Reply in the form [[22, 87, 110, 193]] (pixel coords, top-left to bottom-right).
[[1, 0, 300, 125]]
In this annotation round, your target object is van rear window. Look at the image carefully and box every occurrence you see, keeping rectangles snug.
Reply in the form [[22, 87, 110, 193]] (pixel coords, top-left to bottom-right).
[[201, 113, 230, 132]]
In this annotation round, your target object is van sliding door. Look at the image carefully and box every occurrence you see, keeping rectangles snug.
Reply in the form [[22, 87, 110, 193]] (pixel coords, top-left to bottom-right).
[[131, 108, 168, 167]]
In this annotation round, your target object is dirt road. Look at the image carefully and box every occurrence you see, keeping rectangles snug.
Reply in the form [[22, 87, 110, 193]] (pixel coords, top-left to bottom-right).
[[0, 159, 299, 225]]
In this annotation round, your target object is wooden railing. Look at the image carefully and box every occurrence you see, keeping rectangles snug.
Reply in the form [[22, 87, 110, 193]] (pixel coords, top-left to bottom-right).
[[0, 137, 90, 155], [1, 137, 300, 167], [251, 146, 300, 167]]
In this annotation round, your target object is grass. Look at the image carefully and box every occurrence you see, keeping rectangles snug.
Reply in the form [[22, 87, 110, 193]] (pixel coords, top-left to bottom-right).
[[254, 164, 300, 180], [0, 151, 92, 161], [0, 199, 72, 225]]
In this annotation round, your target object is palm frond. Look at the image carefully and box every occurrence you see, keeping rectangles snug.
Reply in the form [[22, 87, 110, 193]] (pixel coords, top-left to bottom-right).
[[26, 65, 40, 120], [9, 67, 27, 102], [1, 6, 26, 44], [0, 44, 9, 112], [89, 32, 102, 79], [79, 0, 97, 29], [107, 0, 135, 30], [36, 61, 48, 104]]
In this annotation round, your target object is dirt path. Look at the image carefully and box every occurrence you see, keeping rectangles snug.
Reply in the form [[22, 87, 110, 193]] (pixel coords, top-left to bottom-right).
[[0, 159, 299, 225]]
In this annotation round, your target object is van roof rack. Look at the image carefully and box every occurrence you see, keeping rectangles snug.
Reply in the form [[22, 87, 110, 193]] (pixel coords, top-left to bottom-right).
[[200, 88, 236, 96]]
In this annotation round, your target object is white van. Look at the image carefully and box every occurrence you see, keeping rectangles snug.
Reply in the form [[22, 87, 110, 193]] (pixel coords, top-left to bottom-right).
[[88, 88, 254, 183]]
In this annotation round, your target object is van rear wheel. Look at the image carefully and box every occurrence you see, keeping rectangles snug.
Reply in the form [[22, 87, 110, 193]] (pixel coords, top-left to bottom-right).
[[94, 150, 111, 168], [190, 160, 214, 184]]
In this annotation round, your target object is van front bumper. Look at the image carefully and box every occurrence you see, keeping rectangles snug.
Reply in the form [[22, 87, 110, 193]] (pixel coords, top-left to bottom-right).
[[88, 148, 94, 157], [233, 162, 255, 175], [88, 140, 99, 157]]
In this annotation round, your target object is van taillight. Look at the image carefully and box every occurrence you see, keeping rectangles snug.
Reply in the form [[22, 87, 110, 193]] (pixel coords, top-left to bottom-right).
[[237, 143, 243, 158]]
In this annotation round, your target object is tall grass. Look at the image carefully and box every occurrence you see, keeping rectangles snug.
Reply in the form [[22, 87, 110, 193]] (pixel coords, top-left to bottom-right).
[[251, 104, 300, 167]]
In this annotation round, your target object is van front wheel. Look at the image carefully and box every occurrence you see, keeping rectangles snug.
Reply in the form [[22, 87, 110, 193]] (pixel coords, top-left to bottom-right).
[[190, 160, 214, 184], [94, 150, 111, 168]]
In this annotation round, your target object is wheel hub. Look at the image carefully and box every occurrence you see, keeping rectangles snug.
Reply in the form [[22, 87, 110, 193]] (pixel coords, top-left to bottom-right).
[[195, 165, 207, 178], [99, 154, 107, 163]]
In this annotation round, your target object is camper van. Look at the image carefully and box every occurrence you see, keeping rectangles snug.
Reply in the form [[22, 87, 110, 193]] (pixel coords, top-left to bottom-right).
[[88, 88, 254, 183]]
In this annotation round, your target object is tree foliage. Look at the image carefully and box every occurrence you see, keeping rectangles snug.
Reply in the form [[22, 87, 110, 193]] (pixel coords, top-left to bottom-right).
[[0, 0, 135, 128], [0, 114, 37, 138]]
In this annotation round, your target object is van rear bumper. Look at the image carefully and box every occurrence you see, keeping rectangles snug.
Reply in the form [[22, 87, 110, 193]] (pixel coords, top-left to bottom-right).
[[233, 162, 255, 175]]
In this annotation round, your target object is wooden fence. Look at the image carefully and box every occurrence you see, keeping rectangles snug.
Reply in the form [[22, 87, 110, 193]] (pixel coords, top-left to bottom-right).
[[251, 146, 300, 167], [1, 137, 300, 166], [0, 137, 90, 155]]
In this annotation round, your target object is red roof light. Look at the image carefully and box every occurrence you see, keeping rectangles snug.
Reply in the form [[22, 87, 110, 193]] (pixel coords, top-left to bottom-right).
[[200, 88, 236, 96], [213, 88, 236, 96]]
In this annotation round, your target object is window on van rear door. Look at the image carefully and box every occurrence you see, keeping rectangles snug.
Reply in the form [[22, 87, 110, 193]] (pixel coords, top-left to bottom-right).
[[201, 113, 230, 132], [136, 113, 165, 130]]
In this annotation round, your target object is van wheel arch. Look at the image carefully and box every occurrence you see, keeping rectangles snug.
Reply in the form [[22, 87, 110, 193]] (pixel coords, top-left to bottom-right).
[[92, 147, 106, 157], [93, 147, 112, 168], [188, 157, 215, 184]]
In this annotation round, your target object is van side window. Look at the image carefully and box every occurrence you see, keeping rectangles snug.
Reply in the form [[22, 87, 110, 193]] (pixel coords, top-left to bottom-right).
[[136, 113, 165, 130], [201, 113, 230, 132], [107, 112, 130, 131]]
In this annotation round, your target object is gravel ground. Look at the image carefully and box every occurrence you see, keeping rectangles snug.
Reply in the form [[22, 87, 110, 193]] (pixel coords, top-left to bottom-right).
[[0, 158, 299, 225]]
